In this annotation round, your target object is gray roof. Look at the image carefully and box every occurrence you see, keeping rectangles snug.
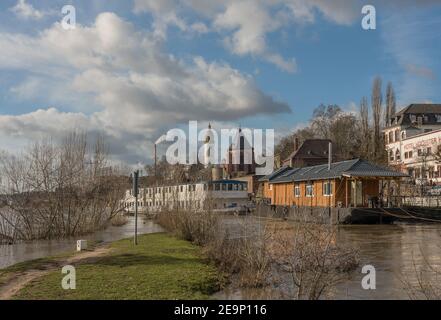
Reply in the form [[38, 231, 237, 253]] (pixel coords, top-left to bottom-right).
[[388, 104, 441, 127], [395, 104, 441, 116], [259, 166, 291, 182], [269, 159, 407, 184]]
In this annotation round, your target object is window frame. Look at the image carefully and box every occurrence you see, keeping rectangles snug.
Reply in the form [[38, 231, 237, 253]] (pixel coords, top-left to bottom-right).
[[305, 182, 314, 197], [323, 181, 333, 196]]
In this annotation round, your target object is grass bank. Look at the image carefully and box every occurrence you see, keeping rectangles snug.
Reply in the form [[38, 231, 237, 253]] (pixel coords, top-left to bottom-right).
[[6, 233, 220, 300]]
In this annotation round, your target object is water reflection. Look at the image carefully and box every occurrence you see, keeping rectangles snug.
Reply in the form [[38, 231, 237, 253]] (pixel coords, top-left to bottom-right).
[[0, 216, 163, 269]]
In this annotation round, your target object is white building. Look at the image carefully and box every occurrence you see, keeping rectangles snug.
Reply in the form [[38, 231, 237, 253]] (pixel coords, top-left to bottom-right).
[[122, 180, 249, 213], [384, 104, 441, 184]]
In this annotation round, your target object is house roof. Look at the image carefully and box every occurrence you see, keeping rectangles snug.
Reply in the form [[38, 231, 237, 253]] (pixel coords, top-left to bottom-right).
[[283, 139, 332, 163], [269, 159, 407, 184], [394, 104, 441, 116], [258, 166, 292, 182], [388, 104, 441, 127]]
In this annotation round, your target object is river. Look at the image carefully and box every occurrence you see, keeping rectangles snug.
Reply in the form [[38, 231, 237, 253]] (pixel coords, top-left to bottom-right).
[[214, 220, 441, 300], [0, 216, 163, 269], [2, 215, 441, 299]]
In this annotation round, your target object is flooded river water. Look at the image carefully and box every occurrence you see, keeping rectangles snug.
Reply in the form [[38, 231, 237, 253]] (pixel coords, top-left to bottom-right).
[[2, 215, 441, 299], [214, 220, 441, 300], [0, 216, 163, 269]]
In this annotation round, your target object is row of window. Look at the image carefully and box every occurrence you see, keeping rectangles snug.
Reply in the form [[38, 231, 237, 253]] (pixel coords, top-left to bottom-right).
[[408, 166, 441, 179], [390, 147, 434, 162], [124, 200, 203, 209], [386, 128, 436, 145], [271, 181, 333, 198], [130, 182, 247, 196]]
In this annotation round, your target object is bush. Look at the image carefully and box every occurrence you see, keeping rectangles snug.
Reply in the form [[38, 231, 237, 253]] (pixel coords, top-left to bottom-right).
[[156, 210, 271, 288]]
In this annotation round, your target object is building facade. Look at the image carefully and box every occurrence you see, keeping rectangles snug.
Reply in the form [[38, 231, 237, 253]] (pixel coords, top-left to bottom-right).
[[122, 180, 249, 213], [223, 128, 256, 178], [260, 159, 407, 208], [282, 138, 338, 167], [386, 129, 441, 184], [384, 104, 441, 185]]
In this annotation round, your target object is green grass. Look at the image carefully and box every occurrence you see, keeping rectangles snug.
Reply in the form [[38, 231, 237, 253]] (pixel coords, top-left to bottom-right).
[[12, 233, 220, 300], [0, 241, 102, 286]]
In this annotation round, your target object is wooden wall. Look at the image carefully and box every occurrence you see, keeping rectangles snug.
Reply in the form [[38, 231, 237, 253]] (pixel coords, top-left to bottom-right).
[[269, 178, 380, 208]]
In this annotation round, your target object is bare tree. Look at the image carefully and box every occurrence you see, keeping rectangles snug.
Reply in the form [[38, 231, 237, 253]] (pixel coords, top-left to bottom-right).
[[269, 221, 358, 300], [371, 76, 383, 159], [359, 96, 370, 158], [0, 132, 128, 241], [385, 82, 396, 126]]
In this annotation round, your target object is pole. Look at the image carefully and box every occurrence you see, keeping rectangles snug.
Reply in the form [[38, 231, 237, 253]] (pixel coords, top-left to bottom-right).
[[133, 170, 139, 245]]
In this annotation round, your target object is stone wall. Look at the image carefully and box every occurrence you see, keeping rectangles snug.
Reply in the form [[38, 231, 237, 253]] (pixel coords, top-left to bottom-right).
[[254, 203, 352, 225]]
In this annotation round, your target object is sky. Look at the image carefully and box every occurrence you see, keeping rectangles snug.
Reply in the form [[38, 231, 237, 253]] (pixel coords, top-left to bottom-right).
[[0, 0, 440, 166]]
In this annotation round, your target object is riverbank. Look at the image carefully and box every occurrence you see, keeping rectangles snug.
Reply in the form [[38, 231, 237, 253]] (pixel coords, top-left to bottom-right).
[[0, 216, 163, 269], [0, 233, 220, 300]]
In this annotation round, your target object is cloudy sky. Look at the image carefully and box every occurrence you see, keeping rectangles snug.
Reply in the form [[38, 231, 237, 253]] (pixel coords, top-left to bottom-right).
[[0, 0, 440, 165]]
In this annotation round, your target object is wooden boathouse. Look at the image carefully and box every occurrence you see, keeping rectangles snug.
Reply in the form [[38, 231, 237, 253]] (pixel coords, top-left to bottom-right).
[[260, 158, 408, 208]]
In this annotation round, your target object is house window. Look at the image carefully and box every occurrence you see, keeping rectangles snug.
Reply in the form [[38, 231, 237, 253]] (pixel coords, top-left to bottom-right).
[[323, 181, 332, 196], [404, 152, 408, 159], [389, 150, 394, 161], [306, 182, 314, 197], [294, 184, 300, 197], [389, 131, 394, 143], [418, 149, 422, 156], [409, 151, 413, 158], [427, 147, 432, 155]]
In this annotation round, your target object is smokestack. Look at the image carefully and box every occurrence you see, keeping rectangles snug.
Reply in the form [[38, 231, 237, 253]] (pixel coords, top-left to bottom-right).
[[328, 142, 332, 170]]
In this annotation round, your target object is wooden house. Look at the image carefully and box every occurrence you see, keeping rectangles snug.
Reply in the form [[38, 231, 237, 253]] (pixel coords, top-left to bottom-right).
[[260, 159, 407, 208]]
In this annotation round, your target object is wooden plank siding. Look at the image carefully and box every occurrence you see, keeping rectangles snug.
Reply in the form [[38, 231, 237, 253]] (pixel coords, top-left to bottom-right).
[[267, 177, 380, 208]]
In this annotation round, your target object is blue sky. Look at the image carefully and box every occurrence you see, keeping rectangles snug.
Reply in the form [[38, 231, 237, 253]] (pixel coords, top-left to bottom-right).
[[0, 0, 440, 165]]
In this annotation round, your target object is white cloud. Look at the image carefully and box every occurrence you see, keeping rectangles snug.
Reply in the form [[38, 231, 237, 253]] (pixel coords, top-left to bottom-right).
[[0, 12, 290, 164], [131, 0, 362, 72], [10, 0, 51, 20]]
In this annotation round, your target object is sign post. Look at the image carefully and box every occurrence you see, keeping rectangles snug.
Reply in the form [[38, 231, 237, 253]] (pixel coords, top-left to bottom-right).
[[133, 170, 139, 245]]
